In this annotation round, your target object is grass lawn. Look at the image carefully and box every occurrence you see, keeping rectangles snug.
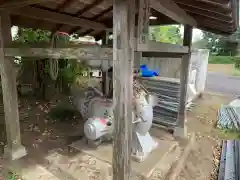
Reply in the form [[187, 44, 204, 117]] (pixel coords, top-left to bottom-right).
[[208, 64, 240, 76], [216, 129, 240, 139], [232, 67, 240, 76], [208, 56, 234, 64], [208, 56, 240, 76]]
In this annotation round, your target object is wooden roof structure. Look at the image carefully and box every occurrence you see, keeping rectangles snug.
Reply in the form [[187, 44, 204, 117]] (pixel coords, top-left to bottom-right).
[[0, 1, 238, 179], [1, 0, 239, 40]]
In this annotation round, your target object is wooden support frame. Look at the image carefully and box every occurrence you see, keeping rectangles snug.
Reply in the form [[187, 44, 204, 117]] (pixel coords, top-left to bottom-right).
[[55, 0, 106, 34], [137, 41, 189, 54], [149, 0, 197, 26], [112, 0, 136, 179], [137, 0, 150, 45], [73, 7, 113, 35], [4, 47, 112, 60], [0, 0, 54, 10], [136, 0, 189, 56], [0, 12, 27, 160], [9, 6, 106, 30], [174, 25, 193, 138]]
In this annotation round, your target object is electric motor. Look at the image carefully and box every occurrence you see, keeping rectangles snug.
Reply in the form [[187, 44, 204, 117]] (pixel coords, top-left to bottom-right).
[[84, 117, 112, 140]]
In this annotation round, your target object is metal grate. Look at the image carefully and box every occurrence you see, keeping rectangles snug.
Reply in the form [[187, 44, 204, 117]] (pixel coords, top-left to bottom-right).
[[138, 77, 192, 129]]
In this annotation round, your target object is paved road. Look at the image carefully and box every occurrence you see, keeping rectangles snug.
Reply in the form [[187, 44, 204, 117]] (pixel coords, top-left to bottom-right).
[[206, 72, 240, 97]]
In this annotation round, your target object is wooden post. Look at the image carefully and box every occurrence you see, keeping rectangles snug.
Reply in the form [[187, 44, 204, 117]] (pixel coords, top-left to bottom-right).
[[137, 0, 150, 46], [101, 32, 110, 96], [174, 25, 193, 138], [0, 12, 27, 160], [112, 0, 136, 179]]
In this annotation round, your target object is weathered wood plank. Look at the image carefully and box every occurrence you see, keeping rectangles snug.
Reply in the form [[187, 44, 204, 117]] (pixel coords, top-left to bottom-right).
[[0, 12, 27, 160], [112, 0, 136, 179], [4, 47, 113, 60], [137, 41, 189, 54], [0, 0, 54, 9], [7, 42, 104, 48], [149, 0, 197, 26], [137, 0, 150, 45], [175, 24, 193, 137], [9, 6, 106, 30], [7, 41, 188, 58], [142, 52, 185, 58]]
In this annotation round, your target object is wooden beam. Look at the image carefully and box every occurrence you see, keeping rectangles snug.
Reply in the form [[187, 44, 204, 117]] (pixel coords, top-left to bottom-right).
[[55, 0, 75, 12], [4, 47, 112, 59], [137, 0, 150, 45], [56, 0, 106, 33], [231, 0, 238, 30], [174, 0, 232, 14], [149, 0, 197, 26], [50, 0, 78, 33], [72, 6, 113, 35], [0, 12, 27, 160], [175, 24, 193, 138], [137, 41, 189, 54], [9, 6, 106, 30], [179, 4, 233, 22], [0, 0, 54, 10], [142, 52, 185, 58], [112, 0, 136, 179], [191, 0, 231, 9]]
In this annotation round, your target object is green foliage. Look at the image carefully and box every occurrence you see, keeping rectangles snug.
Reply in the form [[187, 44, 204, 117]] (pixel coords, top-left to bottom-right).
[[217, 129, 240, 139], [13, 28, 51, 43], [234, 57, 240, 69], [200, 28, 240, 55], [208, 56, 234, 64], [149, 25, 182, 44], [14, 27, 89, 90], [192, 39, 208, 49], [59, 60, 89, 86], [232, 67, 240, 76]]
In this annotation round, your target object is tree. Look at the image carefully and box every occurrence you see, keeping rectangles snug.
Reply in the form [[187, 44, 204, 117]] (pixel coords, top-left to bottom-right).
[[199, 28, 240, 55], [14, 28, 89, 100], [149, 25, 182, 44]]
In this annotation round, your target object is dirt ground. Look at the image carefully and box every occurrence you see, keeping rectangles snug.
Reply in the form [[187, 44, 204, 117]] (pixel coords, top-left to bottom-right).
[[0, 94, 85, 158], [208, 64, 234, 75], [0, 92, 235, 180], [177, 93, 233, 180]]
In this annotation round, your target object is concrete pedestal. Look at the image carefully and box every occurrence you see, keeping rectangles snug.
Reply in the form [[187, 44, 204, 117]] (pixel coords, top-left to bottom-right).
[[4, 144, 27, 161]]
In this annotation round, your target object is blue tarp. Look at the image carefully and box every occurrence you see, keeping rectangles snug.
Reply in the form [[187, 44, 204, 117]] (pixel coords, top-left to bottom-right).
[[139, 64, 160, 77]]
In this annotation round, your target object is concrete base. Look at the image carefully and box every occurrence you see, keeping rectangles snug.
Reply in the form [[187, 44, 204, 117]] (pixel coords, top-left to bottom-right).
[[4, 144, 27, 161], [69, 138, 177, 179], [174, 126, 187, 138]]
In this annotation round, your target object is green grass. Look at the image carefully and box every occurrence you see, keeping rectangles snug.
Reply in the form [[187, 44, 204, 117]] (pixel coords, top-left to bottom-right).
[[209, 56, 234, 64], [232, 67, 240, 76], [216, 129, 240, 139]]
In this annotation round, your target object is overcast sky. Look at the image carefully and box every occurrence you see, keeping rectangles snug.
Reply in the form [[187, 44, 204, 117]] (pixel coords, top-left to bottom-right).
[[179, 25, 203, 42]]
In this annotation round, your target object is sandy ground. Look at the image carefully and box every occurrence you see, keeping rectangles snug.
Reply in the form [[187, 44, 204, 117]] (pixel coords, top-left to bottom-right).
[[177, 93, 232, 180], [208, 64, 234, 75]]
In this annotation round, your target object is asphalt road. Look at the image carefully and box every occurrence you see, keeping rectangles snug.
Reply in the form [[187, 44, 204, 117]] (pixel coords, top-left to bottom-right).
[[206, 72, 240, 97]]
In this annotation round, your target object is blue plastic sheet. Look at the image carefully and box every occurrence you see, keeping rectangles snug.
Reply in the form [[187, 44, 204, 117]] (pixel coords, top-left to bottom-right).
[[139, 64, 160, 77]]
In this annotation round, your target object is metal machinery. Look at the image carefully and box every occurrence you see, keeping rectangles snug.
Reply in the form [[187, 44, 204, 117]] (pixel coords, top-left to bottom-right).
[[72, 69, 159, 162]]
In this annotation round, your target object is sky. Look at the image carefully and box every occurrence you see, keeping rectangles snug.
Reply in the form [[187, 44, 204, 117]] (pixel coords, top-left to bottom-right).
[[179, 25, 203, 42], [11, 26, 18, 40]]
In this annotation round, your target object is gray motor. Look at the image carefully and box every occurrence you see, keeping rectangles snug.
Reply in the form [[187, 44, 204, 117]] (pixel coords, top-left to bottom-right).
[[72, 75, 159, 162], [84, 117, 113, 140]]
